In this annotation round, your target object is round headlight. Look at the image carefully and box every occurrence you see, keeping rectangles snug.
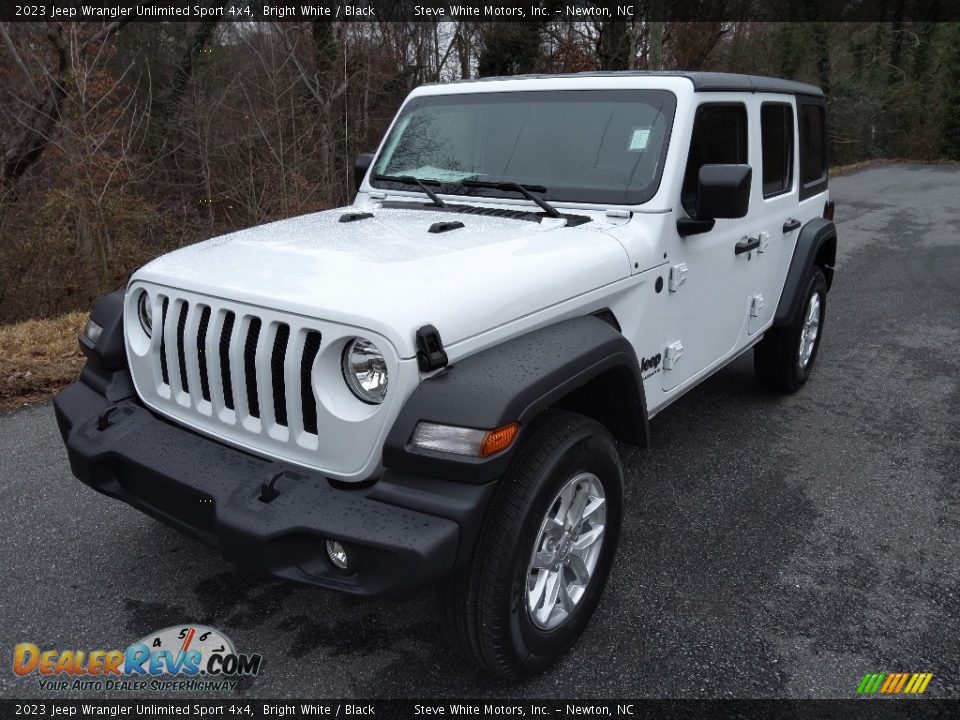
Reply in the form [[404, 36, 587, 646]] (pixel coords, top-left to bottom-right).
[[341, 338, 388, 404], [137, 292, 153, 337]]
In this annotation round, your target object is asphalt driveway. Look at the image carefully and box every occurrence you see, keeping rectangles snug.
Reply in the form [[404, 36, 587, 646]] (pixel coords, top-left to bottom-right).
[[1, 163, 958, 699]]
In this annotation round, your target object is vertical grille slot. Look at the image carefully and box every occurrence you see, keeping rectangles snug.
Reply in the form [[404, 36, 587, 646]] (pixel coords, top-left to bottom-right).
[[271, 324, 290, 427], [176, 302, 190, 394], [159, 298, 170, 386], [244, 318, 262, 419], [219, 312, 236, 410], [301, 331, 322, 435], [197, 306, 212, 402]]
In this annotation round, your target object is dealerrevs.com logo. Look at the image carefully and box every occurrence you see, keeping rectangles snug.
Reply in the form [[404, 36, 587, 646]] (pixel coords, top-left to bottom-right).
[[13, 625, 262, 692]]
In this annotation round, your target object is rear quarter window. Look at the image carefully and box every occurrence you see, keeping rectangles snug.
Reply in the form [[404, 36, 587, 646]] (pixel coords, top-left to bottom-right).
[[799, 100, 828, 199], [761, 103, 794, 198]]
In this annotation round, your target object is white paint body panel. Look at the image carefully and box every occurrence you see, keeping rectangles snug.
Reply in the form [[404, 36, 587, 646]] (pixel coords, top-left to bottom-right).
[[133, 207, 632, 361]]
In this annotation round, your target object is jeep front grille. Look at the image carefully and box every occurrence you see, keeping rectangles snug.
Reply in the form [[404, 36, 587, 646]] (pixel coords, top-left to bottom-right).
[[150, 297, 323, 440], [125, 283, 405, 479]]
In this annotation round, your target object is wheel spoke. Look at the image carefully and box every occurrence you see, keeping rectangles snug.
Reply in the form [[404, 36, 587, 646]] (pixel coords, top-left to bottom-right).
[[531, 551, 554, 570], [572, 525, 604, 551], [567, 554, 591, 585], [581, 495, 605, 521], [558, 573, 575, 612], [566, 484, 589, 529], [536, 571, 562, 625], [557, 481, 576, 519], [543, 517, 565, 539], [528, 569, 548, 608]]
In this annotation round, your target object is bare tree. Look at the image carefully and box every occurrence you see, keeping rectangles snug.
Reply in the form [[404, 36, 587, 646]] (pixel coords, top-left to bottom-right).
[[1, 21, 127, 186]]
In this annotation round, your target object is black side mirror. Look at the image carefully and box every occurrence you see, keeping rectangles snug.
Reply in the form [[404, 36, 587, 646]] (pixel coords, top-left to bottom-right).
[[696, 164, 751, 220], [354, 153, 374, 192]]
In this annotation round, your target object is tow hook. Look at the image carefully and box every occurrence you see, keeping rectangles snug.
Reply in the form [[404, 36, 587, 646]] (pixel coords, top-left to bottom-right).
[[259, 471, 284, 503], [96, 405, 119, 431]]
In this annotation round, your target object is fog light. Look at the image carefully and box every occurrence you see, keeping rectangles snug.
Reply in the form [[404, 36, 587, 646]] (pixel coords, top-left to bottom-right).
[[325, 540, 349, 571], [84, 318, 103, 344]]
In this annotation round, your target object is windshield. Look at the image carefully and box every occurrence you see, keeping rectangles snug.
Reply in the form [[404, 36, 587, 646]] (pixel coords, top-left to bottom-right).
[[371, 89, 677, 206]]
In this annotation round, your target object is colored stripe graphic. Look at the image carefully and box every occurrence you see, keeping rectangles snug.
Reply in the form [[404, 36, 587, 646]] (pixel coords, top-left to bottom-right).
[[856, 673, 886, 694], [857, 672, 933, 694]]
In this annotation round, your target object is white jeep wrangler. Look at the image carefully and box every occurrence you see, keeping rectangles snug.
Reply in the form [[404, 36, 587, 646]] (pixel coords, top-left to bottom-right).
[[56, 71, 836, 678]]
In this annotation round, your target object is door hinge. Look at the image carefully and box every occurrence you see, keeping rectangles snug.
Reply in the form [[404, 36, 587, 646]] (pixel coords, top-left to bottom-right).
[[664, 341, 684, 370], [668, 263, 688, 292], [757, 231, 771, 254], [750, 294, 765, 317]]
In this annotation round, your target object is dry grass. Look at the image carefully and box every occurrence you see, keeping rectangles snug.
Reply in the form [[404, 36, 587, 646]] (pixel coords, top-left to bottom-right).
[[0, 311, 87, 411]]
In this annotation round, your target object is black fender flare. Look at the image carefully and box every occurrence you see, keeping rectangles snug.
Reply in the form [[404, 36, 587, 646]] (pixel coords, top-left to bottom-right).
[[774, 217, 837, 326], [80, 289, 127, 369], [382, 315, 649, 484], [76, 289, 137, 401]]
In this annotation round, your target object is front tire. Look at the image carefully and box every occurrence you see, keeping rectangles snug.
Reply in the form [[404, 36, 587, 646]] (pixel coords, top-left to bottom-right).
[[754, 267, 827, 393], [441, 410, 623, 679]]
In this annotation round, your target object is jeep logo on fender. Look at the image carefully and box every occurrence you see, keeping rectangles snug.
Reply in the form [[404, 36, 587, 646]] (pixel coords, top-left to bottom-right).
[[641, 353, 662, 375]]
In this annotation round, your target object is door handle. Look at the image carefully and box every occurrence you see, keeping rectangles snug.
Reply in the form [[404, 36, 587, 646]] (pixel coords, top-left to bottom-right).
[[735, 236, 760, 255], [782, 218, 802, 233]]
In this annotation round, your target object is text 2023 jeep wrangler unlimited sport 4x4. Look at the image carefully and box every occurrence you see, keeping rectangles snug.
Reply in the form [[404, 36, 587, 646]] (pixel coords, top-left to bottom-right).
[[56, 72, 836, 678]]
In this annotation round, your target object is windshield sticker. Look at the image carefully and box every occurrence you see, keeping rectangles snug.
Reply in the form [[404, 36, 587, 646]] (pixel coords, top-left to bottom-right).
[[628, 127, 651, 151]]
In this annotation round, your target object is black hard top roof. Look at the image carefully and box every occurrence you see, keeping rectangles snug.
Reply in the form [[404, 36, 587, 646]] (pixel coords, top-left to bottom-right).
[[441, 71, 824, 98]]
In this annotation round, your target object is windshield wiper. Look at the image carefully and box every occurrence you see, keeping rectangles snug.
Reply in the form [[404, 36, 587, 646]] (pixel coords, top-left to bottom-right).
[[373, 174, 446, 208], [461, 180, 562, 218]]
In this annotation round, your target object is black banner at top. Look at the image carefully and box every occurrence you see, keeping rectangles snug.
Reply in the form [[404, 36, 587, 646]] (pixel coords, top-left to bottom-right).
[[3, 0, 960, 23]]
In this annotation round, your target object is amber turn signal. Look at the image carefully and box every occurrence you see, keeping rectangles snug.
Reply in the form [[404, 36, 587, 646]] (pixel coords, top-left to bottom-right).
[[479, 422, 520, 457]]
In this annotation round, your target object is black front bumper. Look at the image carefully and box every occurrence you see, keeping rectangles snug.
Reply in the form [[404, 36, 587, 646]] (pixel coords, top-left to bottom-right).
[[54, 378, 495, 597]]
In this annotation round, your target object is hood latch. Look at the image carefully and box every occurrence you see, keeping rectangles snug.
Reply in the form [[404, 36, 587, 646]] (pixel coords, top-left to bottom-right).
[[416, 325, 448, 372]]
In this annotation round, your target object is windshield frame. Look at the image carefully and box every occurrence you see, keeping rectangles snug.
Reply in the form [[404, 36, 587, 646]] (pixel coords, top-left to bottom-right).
[[369, 88, 678, 207]]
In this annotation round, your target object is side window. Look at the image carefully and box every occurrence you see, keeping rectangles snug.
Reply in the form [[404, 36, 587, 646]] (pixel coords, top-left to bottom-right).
[[761, 103, 794, 197], [798, 101, 828, 198], [681, 103, 748, 216]]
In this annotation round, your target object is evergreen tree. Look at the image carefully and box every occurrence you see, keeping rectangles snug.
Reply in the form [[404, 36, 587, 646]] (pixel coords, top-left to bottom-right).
[[477, 24, 544, 77]]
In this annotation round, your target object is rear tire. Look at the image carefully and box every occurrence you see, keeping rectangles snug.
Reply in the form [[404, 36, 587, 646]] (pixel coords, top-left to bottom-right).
[[754, 266, 827, 393], [440, 410, 623, 679]]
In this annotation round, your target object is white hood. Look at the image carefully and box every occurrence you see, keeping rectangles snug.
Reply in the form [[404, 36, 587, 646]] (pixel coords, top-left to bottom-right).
[[133, 205, 632, 358]]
